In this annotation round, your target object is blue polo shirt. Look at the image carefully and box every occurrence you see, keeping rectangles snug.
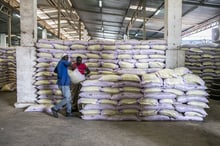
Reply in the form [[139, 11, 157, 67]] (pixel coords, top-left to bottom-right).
[[54, 60, 71, 86]]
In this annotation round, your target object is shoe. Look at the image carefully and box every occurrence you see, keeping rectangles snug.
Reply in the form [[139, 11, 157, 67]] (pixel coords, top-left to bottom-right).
[[51, 107, 58, 118], [72, 108, 78, 112], [66, 112, 74, 117]]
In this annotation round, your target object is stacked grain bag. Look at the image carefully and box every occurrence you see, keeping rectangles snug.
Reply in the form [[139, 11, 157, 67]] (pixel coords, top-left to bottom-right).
[[140, 67, 209, 121], [200, 44, 220, 88], [78, 74, 142, 121], [116, 40, 166, 75], [6, 48, 16, 84], [99, 40, 118, 75], [182, 43, 220, 89], [28, 39, 67, 112], [0, 47, 16, 91], [0, 47, 8, 88], [30, 39, 167, 113], [210, 78, 220, 100]]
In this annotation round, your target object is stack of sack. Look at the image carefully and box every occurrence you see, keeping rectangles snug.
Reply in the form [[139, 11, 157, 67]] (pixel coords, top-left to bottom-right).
[[6, 48, 16, 85], [28, 39, 67, 112], [115, 40, 166, 75], [140, 67, 209, 121], [0, 47, 8, 89], [0, 47, 16, 91], [78, 74, 142, 121], [210, 77, 220, 100], [78, 67, 209, 121], [26, 39, 167, 112], [182, 43, 220, 89]]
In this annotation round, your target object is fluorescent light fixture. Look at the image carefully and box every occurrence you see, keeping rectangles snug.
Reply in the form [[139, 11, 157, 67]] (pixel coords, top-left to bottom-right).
[[129, 5, 156, 12], [155, 10, 161, 15], [125, 17, 131, 21], [129, 5, 138, 9], [136, 18, 143, 22], [14, 14, 20, 18], [125, 17, 143, 22], [146, 7, 157, 12], [99, 0, 102, 7], [99, 0, 103, 7]]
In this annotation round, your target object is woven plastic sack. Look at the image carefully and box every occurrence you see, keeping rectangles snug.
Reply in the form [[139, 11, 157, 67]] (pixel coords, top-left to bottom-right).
[[68, 69, 85, 84]]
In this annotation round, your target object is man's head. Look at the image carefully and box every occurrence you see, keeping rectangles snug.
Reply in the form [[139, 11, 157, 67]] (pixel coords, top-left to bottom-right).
[[62, 53, 68, 60], [76, 56, 82, 64]]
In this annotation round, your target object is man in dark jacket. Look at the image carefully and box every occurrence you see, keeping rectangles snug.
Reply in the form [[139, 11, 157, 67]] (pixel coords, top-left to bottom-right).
[[51, 54, 73, 118]]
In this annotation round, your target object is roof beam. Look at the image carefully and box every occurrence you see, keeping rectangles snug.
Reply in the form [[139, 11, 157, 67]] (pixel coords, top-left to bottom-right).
[[37, 16, 78, 21], [183, 0, 220, 8], [149, 0, 204, 38], [76, 8, 124, 17], [90, 30, 119, 35], [83, 20, 121, 27]]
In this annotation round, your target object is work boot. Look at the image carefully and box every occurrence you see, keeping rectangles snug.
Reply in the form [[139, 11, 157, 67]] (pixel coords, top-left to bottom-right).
[[51, 107, 58, 118]]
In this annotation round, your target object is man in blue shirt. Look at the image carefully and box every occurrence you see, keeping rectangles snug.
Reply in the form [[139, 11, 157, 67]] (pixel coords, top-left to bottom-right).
[[51, 54, 73, 118]]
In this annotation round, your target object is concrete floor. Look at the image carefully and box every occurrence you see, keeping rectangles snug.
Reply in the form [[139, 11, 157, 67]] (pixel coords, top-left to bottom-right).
[[0, 92, 220, 146]]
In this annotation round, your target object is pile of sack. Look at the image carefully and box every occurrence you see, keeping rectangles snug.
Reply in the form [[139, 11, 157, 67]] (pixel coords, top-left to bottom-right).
[[30, 39, 167, 112], [182, 43, 220, 89], [78, 74, 142, 120], [78, 67, 209, 121], [140, 67, 208, 121], [0, 47, 16, 91]]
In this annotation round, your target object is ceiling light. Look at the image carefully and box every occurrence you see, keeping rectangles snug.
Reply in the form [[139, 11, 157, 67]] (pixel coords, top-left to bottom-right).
[[99, 0, 102, 8], [155, 10, 161, 15], [125, 17, 131, 21], [124, 17, 143, 22], [129, 5, 156, 12], [146, 7, 157, 12], [136, 18, 143, 22], [129, 5, 138, 9]]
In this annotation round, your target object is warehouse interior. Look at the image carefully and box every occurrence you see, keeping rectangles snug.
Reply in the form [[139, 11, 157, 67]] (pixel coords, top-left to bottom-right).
[[0, 0, 220, 146]]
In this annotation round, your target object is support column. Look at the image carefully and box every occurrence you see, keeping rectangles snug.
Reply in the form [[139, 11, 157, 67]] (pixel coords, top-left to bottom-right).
[[42, 28, 47, 39], [165, 0, 185, 68], [0, 34, 6, 47], [15, 0, 37, 107]]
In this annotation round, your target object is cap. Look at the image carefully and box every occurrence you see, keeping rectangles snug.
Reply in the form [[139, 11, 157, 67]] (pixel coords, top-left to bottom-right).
[[62, 53, 68, 58]]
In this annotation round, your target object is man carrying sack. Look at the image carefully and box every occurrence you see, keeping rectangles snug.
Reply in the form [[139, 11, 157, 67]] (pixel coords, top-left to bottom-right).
[[69, 56, 90, 112]]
